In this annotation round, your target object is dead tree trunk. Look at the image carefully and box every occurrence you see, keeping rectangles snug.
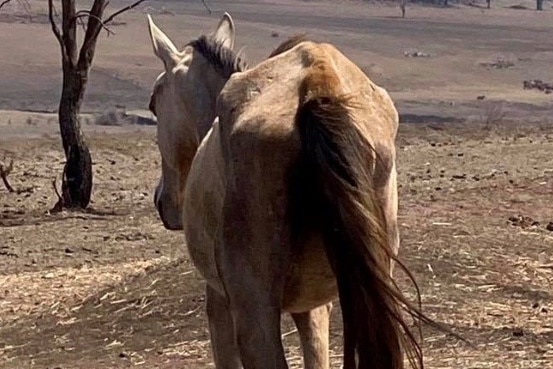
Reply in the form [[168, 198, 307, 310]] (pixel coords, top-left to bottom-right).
[[537, 0, 543, 10], [58, 62, 93, 208], [2, 0, 148, 207], [400, 0, 406, 18], [45, 0, 147, 209], [51, 0, 100, 208]]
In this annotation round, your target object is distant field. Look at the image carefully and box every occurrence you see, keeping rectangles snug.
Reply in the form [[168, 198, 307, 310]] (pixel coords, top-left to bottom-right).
[[0, 0, 551, 122]]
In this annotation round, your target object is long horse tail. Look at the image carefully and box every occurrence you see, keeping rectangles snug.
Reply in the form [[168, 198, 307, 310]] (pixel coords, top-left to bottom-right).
[[293, 56, 433, 369]]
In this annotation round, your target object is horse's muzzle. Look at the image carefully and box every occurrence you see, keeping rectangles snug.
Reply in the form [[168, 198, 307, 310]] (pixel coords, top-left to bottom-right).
[[154, 187, 183, 231]]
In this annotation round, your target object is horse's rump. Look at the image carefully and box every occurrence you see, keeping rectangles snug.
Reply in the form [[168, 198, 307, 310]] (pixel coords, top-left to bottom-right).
[[213, 40, 434, 369]]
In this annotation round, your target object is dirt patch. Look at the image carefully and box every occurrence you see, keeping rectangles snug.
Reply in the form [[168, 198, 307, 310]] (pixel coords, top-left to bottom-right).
[[1, 120, 553, 368]]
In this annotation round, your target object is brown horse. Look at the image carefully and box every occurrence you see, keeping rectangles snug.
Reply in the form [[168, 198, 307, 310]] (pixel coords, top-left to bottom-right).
[[148, 13, 431, 369]]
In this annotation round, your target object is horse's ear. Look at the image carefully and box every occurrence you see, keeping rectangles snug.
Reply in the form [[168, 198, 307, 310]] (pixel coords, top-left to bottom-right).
[[147, 14, 180, 70], [213, 12, 235, 50]]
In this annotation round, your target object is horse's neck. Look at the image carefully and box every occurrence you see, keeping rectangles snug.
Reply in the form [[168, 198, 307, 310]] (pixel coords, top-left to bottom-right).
[[195, 72, 229, 142]]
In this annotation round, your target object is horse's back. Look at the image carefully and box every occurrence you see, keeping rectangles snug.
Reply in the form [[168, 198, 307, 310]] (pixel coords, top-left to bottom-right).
[[219, 40, 398, 152]]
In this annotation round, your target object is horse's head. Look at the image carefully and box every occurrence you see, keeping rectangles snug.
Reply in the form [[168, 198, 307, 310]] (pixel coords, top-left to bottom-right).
[[147, 13, 237, 230]]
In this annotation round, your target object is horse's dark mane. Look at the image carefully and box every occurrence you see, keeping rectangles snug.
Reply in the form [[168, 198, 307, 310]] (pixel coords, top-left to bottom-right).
[[187, 35, 247, 79], [268, 34, 309, 58], [186, 33, 309, 79]]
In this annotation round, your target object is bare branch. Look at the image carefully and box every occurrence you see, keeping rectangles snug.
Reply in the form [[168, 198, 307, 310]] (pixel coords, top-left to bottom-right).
[[51, 177, 64, 212], [74, 11, 114, 36], [104, 0, 147, 25], [0, 160, 33, 194], [77, 0, 108, 71], [200, 0, 212, 14], [48, 0, 65, 58], [0, 0, 33, 22], [75, 9, 89, 16], [17, 0, 31, 15], [61, 0, 80, 66], [78, 0, 146, 71], [0, 160, 15, 193], [50, 159, 69, 213], [0, 0, 14, 11], [20, 0, 30, 11], [75, 10, 87, 32]]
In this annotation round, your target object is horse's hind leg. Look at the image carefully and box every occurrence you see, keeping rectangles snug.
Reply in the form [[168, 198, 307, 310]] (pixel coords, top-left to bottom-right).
[[223, 274, 288, 369], [218, 220, 289, 369], [218, 226, 288, 368], [206, 286, 242, 369], [291, 302, 332, 369]]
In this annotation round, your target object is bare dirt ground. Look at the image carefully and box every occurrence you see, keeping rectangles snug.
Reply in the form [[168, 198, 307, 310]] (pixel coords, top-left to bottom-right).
[[1, 0, 553, 368], [2, 119, 553, 369]]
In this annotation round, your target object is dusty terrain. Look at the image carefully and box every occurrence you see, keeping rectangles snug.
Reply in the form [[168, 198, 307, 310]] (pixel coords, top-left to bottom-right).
[[1, 0, 553, 368]]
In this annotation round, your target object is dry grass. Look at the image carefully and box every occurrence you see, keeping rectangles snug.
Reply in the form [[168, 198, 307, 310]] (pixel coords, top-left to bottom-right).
[[1, 121, 553, 368]]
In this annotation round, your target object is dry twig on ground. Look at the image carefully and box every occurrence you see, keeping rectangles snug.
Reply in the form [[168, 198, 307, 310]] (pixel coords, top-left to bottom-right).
[[0, 159, 15, 193]]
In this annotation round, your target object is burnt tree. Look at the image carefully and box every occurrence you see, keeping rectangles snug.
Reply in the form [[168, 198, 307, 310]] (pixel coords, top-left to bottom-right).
[[1, 0, 146, 208], [50, 0, 146, 209], [400, 0, 406, 18]]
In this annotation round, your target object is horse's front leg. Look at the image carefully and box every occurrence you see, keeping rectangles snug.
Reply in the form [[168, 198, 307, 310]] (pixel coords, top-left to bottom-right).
[[291, 302, 332, 369]]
